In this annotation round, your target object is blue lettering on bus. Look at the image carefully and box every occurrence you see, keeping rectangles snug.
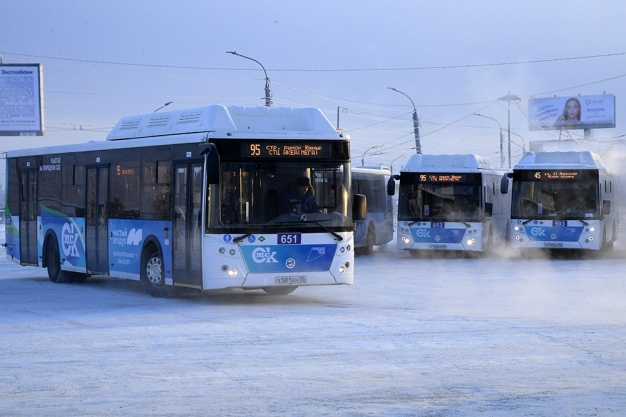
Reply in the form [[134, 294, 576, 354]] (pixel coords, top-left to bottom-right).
[[411, 226, 466, 243], [108, 219, 172, 278]]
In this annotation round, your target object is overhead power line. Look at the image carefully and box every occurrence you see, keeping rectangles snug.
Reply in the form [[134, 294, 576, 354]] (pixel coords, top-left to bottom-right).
[[1, 51, 625, 72]]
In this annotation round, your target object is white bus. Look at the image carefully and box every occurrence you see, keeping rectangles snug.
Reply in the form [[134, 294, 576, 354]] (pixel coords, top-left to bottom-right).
[[4, 105, 365, 297], [502, 151, 618, 251], [351, 166, 394, 254], [393, 154, 510, 254]]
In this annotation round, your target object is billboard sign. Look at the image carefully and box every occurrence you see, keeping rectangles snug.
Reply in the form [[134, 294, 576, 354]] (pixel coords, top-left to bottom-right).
[[528, 94, 615, 130], [0, 63, 44, 136]]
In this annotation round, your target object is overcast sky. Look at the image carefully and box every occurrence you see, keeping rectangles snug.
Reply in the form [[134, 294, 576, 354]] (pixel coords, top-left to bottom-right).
[[2, 0, 625, 172]]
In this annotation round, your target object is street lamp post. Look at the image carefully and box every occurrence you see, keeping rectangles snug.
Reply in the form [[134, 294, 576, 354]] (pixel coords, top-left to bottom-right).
[[388, 87, 421, 154], [498, 93, 521, 169], [153, 101, 172, 113], [390, 155, 405, 175], [509, 131, 526, 154], [474, 113, 504, 168], [226, 51, 272, 107], [361, 145, 379, 166]]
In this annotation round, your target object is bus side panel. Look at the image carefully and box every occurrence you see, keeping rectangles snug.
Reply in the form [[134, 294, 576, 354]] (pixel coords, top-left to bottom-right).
[[5, 215, 20, 263], [40, 206, 87, 272], [108, 219, 172, 281]]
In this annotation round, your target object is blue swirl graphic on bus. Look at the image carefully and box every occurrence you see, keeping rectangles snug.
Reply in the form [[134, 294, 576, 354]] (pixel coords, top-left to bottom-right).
[[524, 225, 583, 242], [240, 244, 336, 273]]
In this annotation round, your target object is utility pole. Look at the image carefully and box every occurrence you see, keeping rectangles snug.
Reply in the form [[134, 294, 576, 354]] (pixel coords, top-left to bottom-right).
[[388, 87, 421, 154]]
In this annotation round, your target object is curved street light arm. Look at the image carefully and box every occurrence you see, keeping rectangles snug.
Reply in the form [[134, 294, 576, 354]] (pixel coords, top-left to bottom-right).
[[227, 51, 272, 107], [388, 87, 421, 154]]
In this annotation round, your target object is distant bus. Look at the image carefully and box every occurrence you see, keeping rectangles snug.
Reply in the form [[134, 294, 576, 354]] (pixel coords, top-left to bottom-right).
[[352, 166, 394, 254], [4, 105, 365, 297], [394, 154, 510, 254], [502, 151, 618, 251]]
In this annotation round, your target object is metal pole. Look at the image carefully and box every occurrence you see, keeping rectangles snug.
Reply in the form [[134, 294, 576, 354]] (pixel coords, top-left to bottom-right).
[[388, 88, 421, 154], [474, 113, 504, 168], [226, 51, 272, 107], [507, 101, 511, 169], [497, 93, 521, 169], [153, 101, 172, 113], [509, 131, 526, 154], [362, 146, 378, 166], [390, 155, 404, 175]]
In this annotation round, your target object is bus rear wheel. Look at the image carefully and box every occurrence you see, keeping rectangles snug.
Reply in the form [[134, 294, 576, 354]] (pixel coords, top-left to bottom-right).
[[46, 238, 71, 284], [140, 246, 173, 298]]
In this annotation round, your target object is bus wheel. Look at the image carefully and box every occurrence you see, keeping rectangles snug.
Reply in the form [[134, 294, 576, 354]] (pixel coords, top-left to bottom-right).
[[46, 238, 71, 284], [141, 246, 172, 298], [263, 286, 298, 295], [363, 226, 375, 255]]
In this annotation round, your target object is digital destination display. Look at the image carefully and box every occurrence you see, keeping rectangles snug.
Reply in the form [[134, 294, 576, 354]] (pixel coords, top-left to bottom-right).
[[241, 142, 332, 158], [515, 169, 598, 182], [417, 173, 470, 183]]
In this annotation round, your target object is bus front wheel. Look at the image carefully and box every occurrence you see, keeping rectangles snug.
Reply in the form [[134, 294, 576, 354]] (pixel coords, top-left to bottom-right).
[[140, 246, 173, 298], [46, 238, 72, 284]]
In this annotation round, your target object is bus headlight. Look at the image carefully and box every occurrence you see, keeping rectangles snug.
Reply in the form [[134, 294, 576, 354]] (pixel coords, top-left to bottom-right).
[[587, 227, 595, 232], [513, 225, 523, 232], [401, 236, 410, 244], [339, 266, 345, 274], [466, 238, 476, 245], [228, 269, 238, 277]]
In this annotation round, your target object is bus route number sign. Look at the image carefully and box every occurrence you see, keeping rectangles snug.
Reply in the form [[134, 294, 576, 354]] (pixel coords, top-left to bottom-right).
[[242, 142, 331, 158], [278, 233, 301, 244]]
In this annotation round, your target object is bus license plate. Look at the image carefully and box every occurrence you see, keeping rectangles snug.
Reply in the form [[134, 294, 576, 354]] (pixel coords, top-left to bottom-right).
[[429, 244, 447, 249], [544, 243, 564, 248], [275, 276, 306, 285]]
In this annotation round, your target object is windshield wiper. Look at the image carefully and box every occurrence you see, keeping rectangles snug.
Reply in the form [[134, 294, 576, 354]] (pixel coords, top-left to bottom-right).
[[233, 231, 258, 243], [275, 218, 343, 241]]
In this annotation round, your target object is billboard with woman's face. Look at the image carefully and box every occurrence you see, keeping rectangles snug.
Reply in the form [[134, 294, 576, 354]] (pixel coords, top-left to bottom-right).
[[528, 94, 615, 130]]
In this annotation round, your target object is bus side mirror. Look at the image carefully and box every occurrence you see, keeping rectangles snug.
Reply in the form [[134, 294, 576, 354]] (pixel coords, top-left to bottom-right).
[[353, 194, 366, 221], [484, 202, 493, 216], [200, 143, 220, 184], [500, 174, 509, 194], [387, 176, 397, 196], [601, 200, 611, 216]]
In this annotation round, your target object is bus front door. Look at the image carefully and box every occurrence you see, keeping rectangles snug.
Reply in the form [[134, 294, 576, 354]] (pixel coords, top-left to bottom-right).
[[19, 170, 38, 265], [173, 162, 203, 286], [86, 166, 109, 274]]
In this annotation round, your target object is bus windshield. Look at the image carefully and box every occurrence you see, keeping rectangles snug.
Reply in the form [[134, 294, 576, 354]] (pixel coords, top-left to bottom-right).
[[210, 161, 351, 232], [398, 173, 482, 222], [511, 178, 599, 219]]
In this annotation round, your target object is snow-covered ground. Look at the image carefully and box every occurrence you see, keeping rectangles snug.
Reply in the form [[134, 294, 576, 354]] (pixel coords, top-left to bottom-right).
[[2, 223, 626, 416]]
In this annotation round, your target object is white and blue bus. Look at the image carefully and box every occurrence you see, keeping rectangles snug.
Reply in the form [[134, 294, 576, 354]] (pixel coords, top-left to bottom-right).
[[351, 166, 394, 254], [4, 105, 365, 297], [503, 151, 618, 251], [393, 154, 510, 254]]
